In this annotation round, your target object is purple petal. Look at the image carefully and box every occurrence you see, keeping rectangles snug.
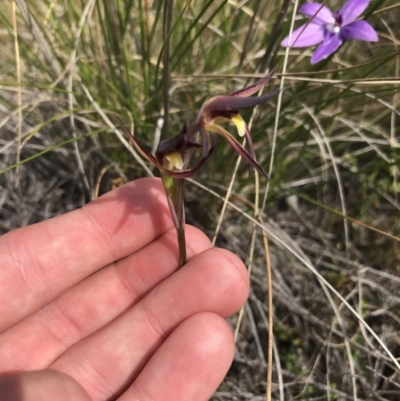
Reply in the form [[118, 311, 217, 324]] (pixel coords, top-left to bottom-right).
[[156, 128, 185, 155], [311, 34, 342, 64], [164, 145, 216, 178], [199, 121, 211, 158], [208, 124, 268, 178], [222, 132, 268, 178], [340, 20, 378, 41], [281, 23, 325, 47], [244, 125, 255, 174], [299, 3, 334, 24], [115, 115, 159, 166], [244, 125, 254, 159], [339, 0, 370, 25], [205, 90, 279, 115]]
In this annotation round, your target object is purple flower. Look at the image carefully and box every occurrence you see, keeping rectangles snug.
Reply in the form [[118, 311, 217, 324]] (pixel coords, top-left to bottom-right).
[[281, 0, 379, 64]]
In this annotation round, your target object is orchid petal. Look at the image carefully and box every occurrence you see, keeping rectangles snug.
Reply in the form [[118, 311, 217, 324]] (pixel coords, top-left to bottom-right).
[[163, 145, 216, 179], [340, 20, 378, 41], [299, 3, 335, 24], [206, 123, 268, 178], [339, 0, 370, 25], [115, 116, 159, 166], [165, 151, 184, 170], [281, 22, 325, 47], [230, 68, 276, 97], [156, 123, 186, 155], [243, 125, 255, 174], [199, 121, 210, 158], [311, 34, 342, 64]]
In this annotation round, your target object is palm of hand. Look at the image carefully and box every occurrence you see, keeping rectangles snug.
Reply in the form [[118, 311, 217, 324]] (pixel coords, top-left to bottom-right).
[[0, 178, 248, 401]]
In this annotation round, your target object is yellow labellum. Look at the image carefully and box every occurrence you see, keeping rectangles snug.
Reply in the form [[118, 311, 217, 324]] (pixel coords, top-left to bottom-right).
[[212, 114, 246, 137], [165, 150, 184, 170], [231, 114, 246, 137]]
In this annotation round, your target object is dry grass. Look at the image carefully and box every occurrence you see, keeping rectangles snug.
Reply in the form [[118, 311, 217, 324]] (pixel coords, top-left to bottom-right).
[[1, 0, 400, 399]]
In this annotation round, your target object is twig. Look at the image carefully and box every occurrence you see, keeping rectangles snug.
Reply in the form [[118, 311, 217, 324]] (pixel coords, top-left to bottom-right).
[[259, 214, 274, 401], [12, 1, 22, 186], [162, 0, 174, 139], [246, 300, 266, 364]]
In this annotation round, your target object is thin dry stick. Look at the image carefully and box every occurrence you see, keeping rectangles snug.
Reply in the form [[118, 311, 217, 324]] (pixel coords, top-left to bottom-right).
[[318, 276, 358, 400], [93, 165, 112, 199], [43, 0, 57, 27], [259, 213, 274, 401], [301, 102, 350, 255], [212, 139, 245, 247], [236, 0, 262, 72], [232, 159, 259, 343], [15, 0, 91, 197], [300, 195, 400, 243], [258, 0, 292, 73], [175, 75, 400, 86], [255, 2, 301, 395], [386, 20, 399, 203], [12, 1, 22, 184], [252, 172, 274, 401], [261, 0, 299, 212], [162, 0, 174, 139], [258, 1, 301, 398], [245, 301, 266, 363]]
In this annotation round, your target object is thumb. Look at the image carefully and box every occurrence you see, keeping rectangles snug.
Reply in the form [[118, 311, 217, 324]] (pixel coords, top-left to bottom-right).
[[0, 370, 91, 401]]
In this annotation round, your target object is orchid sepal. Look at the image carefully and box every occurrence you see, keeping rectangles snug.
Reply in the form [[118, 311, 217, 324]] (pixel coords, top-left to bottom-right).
[[205, 123, 268, 178], [230, 67, 276, 97], [115, 116, 158, 166], [203, 90, 279, 118]]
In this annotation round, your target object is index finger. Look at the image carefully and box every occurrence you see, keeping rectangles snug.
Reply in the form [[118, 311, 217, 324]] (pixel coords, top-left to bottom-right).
[[0, 177, 173, 332]]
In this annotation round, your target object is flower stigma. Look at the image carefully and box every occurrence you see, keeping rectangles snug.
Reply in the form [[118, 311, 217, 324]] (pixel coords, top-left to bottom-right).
[[326, 23, 341, 33]]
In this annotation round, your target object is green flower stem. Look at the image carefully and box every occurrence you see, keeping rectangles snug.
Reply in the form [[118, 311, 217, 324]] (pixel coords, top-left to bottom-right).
[[177, 226, 187, 267], [161, 173, 187, 267]]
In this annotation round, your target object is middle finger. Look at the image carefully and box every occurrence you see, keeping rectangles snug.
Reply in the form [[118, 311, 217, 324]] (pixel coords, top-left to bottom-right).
[[50, 248, 249, 401]]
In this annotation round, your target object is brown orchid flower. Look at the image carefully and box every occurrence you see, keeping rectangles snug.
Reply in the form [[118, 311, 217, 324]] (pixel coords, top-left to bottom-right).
[[116, 68, 277, 266]]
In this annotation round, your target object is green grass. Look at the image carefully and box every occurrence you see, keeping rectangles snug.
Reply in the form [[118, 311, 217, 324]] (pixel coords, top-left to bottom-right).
[[1, 0, 400, 399]]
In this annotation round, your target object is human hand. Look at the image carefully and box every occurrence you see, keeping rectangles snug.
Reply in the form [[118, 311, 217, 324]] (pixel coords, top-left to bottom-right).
[[0, 178, 249, 401]]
